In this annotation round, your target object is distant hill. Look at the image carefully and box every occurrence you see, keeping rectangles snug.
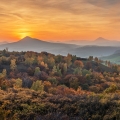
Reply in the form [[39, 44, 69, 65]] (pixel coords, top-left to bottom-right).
[[0, 41, 8, 45], [71, 46, 120, 57], [100, 52, 120, 64], [0, 36, 78, 55], [66, 37, 120, 46], [93, 37, 120, 46], [100, 48, 120, 64], [0, 36, 119, 57], [114, 49, 120, 54]]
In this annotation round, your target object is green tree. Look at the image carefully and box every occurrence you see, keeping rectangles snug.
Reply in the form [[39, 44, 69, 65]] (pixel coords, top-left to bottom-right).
[[47, 77, 58, 85], [56, 64, 62, 76], [64, 54, 72, 67], [25, 57, 34, 66], [63, 63, 67, 74], [89, 56, 93, 61], [94, 57, 99, 63], [82, 69, 91, 76], [14, 78, 22, 88], [34, 67, 41, 77], [52, 65, 57, 73], [71, 55, 77, 63], [74, 67, 82, 75], [31, 80, 44, 92], [47, 57, 55, 68], [73, 60, 84, 75], [104, 84, 117, 93], [105, 61, 108, 66], [52, 65, 62, 76], [55, 55, 63, 63], [69, 77, 79, 90]]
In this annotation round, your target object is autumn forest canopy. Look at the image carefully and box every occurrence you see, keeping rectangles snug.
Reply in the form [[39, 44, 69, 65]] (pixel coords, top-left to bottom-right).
[[0, 49, 120, 120]]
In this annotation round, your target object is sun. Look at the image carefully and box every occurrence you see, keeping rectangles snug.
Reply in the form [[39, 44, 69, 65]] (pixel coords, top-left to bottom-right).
[[15, 28, 32, 39], [19, 32, 31, 39]]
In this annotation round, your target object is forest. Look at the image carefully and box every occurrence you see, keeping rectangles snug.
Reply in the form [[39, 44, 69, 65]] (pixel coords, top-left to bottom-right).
[[0, 48, 120, 120]]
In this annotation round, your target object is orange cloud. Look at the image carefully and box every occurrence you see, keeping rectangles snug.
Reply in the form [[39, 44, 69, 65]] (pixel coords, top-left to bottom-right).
[[0, 0, 120, 42]]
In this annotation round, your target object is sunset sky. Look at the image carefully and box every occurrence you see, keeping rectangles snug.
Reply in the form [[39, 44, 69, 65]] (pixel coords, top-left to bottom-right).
[[0, 0, 120, 42]]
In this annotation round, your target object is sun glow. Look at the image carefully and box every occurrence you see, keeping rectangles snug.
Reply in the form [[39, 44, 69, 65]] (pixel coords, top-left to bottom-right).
[[19, 32, 31, 39], [1, 0, 120, 41], [16, 28, 32, 39]]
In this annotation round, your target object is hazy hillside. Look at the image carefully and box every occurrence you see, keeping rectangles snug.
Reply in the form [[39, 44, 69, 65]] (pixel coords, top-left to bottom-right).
[[0, 36, 78, 55], [0, 41, 8, 45], [71, 46, 120, 57], [66, 37, 120, 46], [0, 36, 120, 57], [100, 48, 120, 64], [114, 49, 120, 54], [100, 53, 120, 64], [93, 37, 120, 46]]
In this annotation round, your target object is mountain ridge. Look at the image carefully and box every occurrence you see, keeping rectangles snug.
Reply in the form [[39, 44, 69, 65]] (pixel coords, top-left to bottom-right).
[[65, 37, 120, 46], [0, 36, 79, 55], [0, 36, 120, 57], [94, 37, 110, 42]]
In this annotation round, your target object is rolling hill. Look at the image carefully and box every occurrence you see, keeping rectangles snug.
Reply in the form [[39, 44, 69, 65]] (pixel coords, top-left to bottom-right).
[[0, 36, 78, 55], [0, 36, 120, 57], [100, 52, 120, 64], [66, 37, 120, 46], [70, 46, 120, 57], [0, 41, 8, 45]]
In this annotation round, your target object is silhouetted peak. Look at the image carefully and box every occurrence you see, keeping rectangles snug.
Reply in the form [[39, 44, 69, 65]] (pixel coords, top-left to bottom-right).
[[95, 37, 106, 41], [21, 36, 33, 40], [94, 37, 110, 43], [19, 36, 38, 43], [19, 36, 46, 44]]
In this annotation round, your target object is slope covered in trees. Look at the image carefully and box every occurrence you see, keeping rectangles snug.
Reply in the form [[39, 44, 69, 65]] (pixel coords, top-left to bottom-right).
[[0, 49, 120, 120]]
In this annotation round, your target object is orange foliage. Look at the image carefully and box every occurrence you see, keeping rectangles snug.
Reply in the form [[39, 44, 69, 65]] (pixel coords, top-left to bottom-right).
[[74, 60, 84, 68]]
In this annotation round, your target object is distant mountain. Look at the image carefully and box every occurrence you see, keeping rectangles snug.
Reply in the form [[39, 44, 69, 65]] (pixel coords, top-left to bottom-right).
[[0, 41, 8, 45], [0, 36, 119, 57], [66, 37, 120, 46], [94, 37, 109, 43], [0, 36, 78, 55], [93, 37, 120, 46], [70, 46, 120, 57], [114, 49, 120, 54]]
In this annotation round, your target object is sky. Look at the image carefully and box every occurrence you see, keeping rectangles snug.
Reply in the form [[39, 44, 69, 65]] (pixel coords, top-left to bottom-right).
[[0, 0, 120, 42]]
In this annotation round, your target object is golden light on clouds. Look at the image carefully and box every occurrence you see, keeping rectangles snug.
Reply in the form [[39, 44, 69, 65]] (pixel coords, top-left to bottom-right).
[[0, 0, 120, 42]]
